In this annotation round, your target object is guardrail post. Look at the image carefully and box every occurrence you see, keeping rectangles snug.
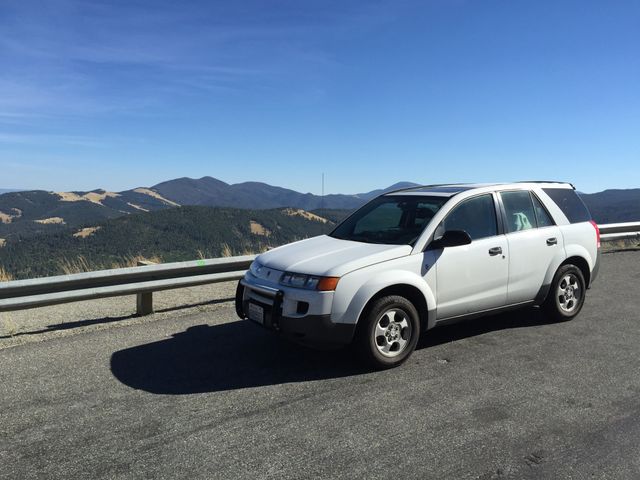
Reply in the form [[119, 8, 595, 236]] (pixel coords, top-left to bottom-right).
[[136, 260, 156, 316], [136, 292, 154, 316]]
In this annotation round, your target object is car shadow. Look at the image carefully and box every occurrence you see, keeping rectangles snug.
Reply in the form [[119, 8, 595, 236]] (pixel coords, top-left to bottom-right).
[[110, 321, 368, 395], [111, 307, 555, 395], [418, 306, 556, 349]]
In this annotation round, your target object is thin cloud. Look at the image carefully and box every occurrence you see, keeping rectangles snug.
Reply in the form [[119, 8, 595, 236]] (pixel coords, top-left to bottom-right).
[[0, 132, 108, 148], [0, 0, 405, 118]]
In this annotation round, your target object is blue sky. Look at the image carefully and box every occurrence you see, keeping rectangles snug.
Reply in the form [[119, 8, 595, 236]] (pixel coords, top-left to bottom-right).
[[0, 0, 638, 194]]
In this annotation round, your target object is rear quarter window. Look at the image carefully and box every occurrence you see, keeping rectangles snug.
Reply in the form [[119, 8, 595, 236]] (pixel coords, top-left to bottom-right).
[[543, 188, 592, 223]]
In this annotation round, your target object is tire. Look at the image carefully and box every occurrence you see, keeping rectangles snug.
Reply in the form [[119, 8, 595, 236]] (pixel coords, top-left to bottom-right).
[[234, 281, 245, 319], [543, 264, 586, 322], [354, 295, 420, 369]]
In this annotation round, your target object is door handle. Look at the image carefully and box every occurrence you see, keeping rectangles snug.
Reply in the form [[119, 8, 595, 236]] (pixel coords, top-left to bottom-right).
[[546, 237, 558, 246], [488, 247, 502, 256]]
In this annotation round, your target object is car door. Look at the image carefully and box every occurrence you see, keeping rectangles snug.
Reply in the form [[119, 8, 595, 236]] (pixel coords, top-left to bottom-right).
[[431, 193, 509, 319], [498, 190, 565, 304]]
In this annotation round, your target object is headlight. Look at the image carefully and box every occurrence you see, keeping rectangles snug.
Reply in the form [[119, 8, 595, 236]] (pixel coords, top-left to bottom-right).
[[279, 272, 340, 291], [249, 260, 263, 276]]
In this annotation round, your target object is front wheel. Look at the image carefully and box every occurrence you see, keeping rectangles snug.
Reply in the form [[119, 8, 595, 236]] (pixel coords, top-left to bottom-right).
[[543, 264, 586, 322], [355, 295, 420, 369]]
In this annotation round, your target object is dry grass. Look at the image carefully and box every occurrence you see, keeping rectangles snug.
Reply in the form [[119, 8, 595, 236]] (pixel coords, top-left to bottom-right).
[[601, 238, 640, 252], [59, 254, 162, 274], [220, 243, 233, 257], [0, 265, 13, 282], [127, 202, 149, 212], [249, 220, 272, 237], [56, 191, 120, 206], [196, 249, 209, 260], [34, 217, 66, 225], [282, 208, 329, 223], [59, 256, 92, 275], [133, 188, 180, 207], [117, 255, 162, 268], [73, 226, 101, 238]]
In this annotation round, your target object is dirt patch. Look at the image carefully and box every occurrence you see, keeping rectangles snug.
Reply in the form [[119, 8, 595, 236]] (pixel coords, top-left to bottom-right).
[[56, 192, 85, 202], [83, 191, 120, 205], [133, 188, 180, 207], [73, 226, 101, 238], [127, 202, 149, 212], [56, 191, 120, 206], [0, 208, 22, 224], [34, 217, 66, 225], [282, 208, 328, 223], [250, 221, 272, 237]]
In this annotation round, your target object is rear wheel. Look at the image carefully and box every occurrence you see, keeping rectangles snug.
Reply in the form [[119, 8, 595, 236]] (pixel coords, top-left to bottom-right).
[[355, 295, 420, 369], [543, 264, 586, 322]]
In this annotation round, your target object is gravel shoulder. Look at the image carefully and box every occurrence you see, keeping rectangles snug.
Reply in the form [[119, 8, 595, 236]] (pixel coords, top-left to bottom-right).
[[0, 281, 238, 349]]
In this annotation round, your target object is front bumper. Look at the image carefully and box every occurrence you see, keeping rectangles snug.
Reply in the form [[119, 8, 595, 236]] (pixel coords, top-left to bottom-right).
[[235, 279, 355, 348]]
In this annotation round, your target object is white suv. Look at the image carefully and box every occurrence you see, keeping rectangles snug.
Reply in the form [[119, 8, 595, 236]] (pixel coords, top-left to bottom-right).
[[236, 182, 600, 368]]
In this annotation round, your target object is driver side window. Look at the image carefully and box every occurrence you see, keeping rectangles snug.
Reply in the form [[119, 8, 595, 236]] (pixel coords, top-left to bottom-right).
[[440, 194, 498, 240]]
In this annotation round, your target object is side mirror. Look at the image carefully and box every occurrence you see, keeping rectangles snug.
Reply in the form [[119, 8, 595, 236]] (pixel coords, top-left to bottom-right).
[[430, 230, 472, 249]]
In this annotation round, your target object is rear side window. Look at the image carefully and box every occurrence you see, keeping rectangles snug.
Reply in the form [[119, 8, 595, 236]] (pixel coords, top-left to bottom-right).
[[500, 191, 537, 233], [531, 194, 554, 227], [543, 188, 591, 223]]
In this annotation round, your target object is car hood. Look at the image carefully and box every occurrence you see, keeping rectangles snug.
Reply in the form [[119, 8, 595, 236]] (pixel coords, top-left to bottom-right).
[[257, 235, 412, 277]]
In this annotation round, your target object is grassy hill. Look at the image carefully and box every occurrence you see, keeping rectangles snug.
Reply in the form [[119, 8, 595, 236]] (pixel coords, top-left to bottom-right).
[[0, 206, 345, 280], [0, 188, 177, 239]]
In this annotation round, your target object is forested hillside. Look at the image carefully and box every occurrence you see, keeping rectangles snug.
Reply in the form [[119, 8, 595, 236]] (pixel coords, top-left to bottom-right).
[[0, 206, 347, 280]]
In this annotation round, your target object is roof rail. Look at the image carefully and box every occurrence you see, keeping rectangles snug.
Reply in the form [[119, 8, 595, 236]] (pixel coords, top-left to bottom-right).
[[516, 180, 575, 189], [382, 183, 472, 195], [383, 180, 576, 197]]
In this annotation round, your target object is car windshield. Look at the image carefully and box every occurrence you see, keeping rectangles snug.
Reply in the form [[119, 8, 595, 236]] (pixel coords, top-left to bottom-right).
[[330, 195, 448, 245]]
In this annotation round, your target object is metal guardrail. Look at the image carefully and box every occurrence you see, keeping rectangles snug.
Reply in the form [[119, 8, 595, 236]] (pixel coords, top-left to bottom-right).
[[0, 222, 638, 316], [0, 255, 256, 314], [599, 222, 640, 240]]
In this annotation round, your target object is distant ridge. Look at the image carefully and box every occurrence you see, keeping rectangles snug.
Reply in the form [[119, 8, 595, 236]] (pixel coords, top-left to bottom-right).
[[152, 176, 393, 210], [579, 189, 640, 224]]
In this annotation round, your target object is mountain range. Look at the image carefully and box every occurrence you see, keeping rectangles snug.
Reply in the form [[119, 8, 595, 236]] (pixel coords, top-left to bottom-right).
[[0, 178, 416, 239], [0, 176, 638, 243], [579, 189, 640, 224]]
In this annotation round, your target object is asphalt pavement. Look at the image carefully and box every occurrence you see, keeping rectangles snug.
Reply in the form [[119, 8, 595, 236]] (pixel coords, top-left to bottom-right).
[[1, 251, 639, 479]]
